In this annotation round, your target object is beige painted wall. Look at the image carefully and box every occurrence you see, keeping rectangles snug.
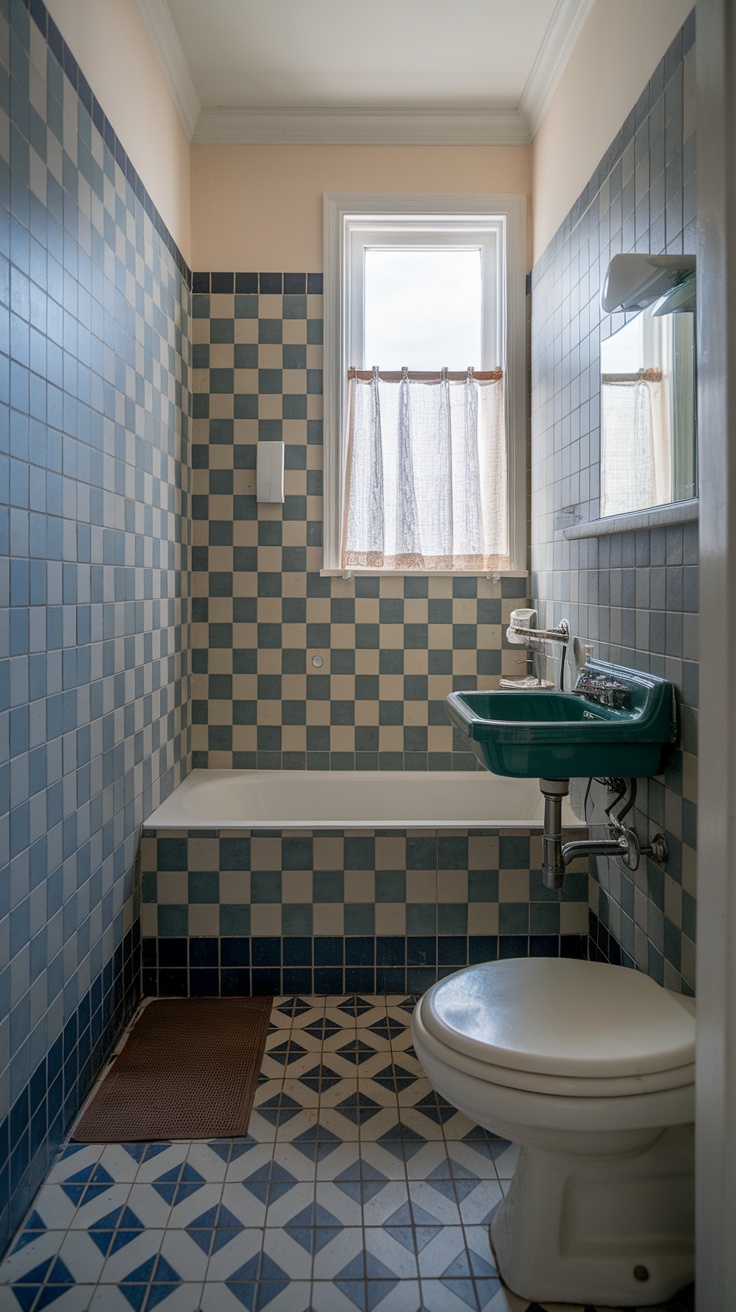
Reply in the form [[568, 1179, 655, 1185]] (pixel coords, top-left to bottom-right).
[[45, 0, 191, 260], [190, 145, 531, 271], [532, 0, 693, 261]]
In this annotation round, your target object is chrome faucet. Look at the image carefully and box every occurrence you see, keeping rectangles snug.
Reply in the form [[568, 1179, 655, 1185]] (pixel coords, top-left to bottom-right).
[[571, 666, 632, 709]]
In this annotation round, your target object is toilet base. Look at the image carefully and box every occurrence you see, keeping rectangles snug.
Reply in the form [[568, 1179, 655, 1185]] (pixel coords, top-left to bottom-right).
[[490, 1123, 694, 1307]]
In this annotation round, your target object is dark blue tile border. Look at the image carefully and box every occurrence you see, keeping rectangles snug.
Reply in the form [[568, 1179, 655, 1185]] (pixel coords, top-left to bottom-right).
[[0, 928, 140, 1255], [192, 273, 324, 295]]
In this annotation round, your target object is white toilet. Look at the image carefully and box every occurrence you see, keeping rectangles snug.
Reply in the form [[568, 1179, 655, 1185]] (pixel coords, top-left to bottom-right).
[[411, 957, 695, 1307]]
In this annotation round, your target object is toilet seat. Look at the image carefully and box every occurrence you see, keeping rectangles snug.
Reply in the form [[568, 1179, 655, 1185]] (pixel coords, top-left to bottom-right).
[[420, 957, 696, 1096]]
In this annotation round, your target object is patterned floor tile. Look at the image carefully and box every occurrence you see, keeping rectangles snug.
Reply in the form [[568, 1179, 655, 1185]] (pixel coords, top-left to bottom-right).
[[312, 1107, 364, 1143], [270, 1109, 320, 1141], [474, 1275, 505, 1309], [313, 1144, 368, 1184], [462, 1226, 499, 1278], [224, 1146, 276, 1184], [95, 1146, 149, 1183], [96, 1228, 165, 1284], [196, 1282, 258, 1312], [205, 1227, 264, 1282], [29, 1286, 99, 1311], [352, 1143, 407, 1183], [311, 1227, 366, 1281], [402, 1143, 453, 1183], [14, 1187, 80, 1233], [309, 1281, 369, 1312], [367, 1280, 423, 1311], [184, 1144, 232, 1182], [310, 1183, 358, 1229], [55, 1230, 109, 1283], [156, 1230, 210, 1281], [144, 1284, 205, 1311], [166, 1185, 224, 1230], [135, 1147, 190, 1186], [47, 1146, 105, 1184], [245, 1117, 279, 1149], [490, 1142, 520, 1180], [125, 1184, 175, 1230], [0, 1232, 68, 1288], [264, 1182, 317, 1230], [414, 1224, 470, 1278], [261, 1228, 313, 1280], [1, 997, 694, 1312], [396, 1108, 446, 1144], [407, 1181, 462, 1227], [255, 1280, 313, 1310], [455, 1180, 504, 1227], [363, 1228, 419, 1279], [420, 1275, 480, 1310], [254, 1079, 288, 1108], [321, 1004, 359, 1026], [446, 1142, 501, 1182]]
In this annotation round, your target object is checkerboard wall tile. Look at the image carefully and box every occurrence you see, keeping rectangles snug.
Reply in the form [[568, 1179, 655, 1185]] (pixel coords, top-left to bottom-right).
[[0, 0, 192, 1253], [189, 275, 529, 771], [139, 827, 589, 996], [530, 13, 697, 995]]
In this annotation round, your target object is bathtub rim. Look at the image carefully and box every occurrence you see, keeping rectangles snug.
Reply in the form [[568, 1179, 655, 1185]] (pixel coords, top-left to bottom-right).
[[143, 769, 583, 831]]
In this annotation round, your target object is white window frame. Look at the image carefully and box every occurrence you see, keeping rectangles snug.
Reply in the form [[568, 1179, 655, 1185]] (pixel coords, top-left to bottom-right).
[[322, 192, 528, 574]]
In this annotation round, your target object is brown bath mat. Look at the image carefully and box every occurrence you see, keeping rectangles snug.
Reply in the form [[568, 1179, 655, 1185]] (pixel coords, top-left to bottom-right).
[[73, 997, 272, 1142]]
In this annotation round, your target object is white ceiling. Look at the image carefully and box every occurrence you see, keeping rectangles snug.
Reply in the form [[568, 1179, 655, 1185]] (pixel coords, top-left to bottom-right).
[[136, 0, 595, 145]]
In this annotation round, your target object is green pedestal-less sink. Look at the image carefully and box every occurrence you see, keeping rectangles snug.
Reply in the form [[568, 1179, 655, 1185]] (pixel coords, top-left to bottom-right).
[[446, 658, 677, 779]]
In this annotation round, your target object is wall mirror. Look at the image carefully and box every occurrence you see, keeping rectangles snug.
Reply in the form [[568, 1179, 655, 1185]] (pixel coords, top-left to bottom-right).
[[599, 260, 696, 520]]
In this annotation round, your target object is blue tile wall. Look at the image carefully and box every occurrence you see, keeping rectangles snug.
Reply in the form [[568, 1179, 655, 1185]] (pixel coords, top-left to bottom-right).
[[0, 0, 191, 1251], [530, 14, 696, 993]]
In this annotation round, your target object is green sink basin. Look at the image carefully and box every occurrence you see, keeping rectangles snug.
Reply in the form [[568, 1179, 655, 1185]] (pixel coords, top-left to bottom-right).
[[446, 659, 677, 779]]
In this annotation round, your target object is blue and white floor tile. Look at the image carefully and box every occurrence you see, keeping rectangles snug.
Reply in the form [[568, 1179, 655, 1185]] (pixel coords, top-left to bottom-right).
[[0, 995, 695, 1312]]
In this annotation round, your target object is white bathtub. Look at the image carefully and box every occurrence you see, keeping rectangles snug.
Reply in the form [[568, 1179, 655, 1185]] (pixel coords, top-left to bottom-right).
[[144, 769, 580, 830]]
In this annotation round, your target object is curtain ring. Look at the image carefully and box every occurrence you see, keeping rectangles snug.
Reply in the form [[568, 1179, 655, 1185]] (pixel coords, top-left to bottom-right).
[[440, 366, 448, 381], [401, 365, 409, 381]]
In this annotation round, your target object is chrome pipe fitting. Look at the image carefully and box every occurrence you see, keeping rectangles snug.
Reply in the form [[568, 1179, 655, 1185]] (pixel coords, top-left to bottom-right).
[[540, 776, 670, 889]]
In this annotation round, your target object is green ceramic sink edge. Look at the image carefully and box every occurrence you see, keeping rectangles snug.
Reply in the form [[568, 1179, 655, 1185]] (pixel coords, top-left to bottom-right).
[[446, 659, 677, 779]]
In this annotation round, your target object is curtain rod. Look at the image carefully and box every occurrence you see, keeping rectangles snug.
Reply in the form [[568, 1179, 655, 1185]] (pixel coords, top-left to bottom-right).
[[601, 368, 663, 384], [347, 367, 503, 382]]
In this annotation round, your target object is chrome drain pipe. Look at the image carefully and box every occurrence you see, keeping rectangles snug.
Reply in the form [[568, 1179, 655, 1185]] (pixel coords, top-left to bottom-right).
[[540, 779, 570, 890], [540, 777, 668, 889]]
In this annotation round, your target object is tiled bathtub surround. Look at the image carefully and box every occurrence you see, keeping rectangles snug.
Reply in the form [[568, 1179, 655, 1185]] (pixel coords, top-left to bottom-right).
[[139, 829, 588, 997], [190, 275, 528, 772], [531, 16, 697, 993], [0, 0, 191, 1250]]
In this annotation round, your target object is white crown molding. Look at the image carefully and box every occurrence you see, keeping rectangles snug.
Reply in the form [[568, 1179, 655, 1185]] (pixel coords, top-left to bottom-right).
[[519, 0, 596, 138], [192, 106, 530, 146], [136, 0, 200, 140]]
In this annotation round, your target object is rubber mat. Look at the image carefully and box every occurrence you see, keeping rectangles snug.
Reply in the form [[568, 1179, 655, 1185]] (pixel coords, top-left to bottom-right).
[[73, 997, 272, 1142]]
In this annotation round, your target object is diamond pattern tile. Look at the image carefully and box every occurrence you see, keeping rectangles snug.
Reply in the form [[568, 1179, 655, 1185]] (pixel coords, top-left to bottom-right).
[[0, 997, 693, 1312]]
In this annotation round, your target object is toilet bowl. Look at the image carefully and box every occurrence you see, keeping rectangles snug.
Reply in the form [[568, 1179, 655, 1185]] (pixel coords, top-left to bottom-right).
[[411, 957, 695, 1307]]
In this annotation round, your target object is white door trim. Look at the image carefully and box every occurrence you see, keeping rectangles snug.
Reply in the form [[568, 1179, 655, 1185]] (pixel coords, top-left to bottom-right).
[[696, 0, 736, 1304]]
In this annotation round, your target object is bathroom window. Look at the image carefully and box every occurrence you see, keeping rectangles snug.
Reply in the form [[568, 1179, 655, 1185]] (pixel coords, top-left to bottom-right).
[[322, 194, 527, 573]]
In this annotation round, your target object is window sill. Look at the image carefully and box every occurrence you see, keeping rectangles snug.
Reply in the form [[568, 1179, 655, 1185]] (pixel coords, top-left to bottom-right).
[[320, 567, 529, 579], [562, 498, 698, 540]]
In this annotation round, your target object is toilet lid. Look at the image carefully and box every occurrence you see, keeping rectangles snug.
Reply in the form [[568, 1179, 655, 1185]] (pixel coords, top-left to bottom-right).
[[422, 958, 696, 1080]]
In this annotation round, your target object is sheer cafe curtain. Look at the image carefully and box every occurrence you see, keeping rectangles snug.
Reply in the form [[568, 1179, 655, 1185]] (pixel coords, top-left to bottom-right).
[[341, 370, 509, 571], [600, 375, 670, 517]]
